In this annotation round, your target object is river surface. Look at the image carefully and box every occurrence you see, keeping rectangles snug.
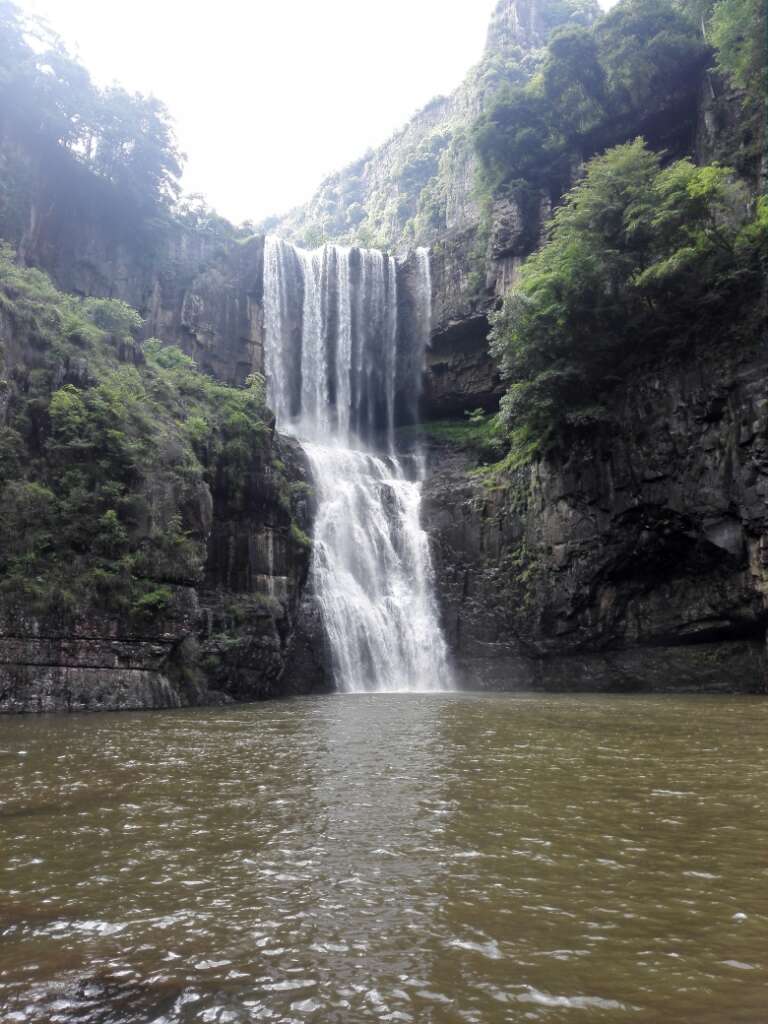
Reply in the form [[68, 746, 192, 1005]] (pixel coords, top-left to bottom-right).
[[1, 694, 766, 1023]]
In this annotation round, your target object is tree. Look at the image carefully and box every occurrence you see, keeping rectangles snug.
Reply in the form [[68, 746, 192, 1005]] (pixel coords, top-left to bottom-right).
[[709, 0, 765, 95], [473, 0, 709, 193], [473, 85, 569, 193], [541, 0, 602, 30], [92, 88, 184, 208], [490, 139, 762, 452], [541, 26, 607, 146], [595, 0, 709, 117]]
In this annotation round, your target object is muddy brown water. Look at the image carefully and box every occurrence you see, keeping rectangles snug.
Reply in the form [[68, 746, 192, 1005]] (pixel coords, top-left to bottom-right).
[[1, 693, 766, 1023]]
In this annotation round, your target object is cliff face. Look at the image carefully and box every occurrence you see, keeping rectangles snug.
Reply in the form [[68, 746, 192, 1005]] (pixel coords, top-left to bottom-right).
[[0, 246, 320, 713], [423, 184, 546, 419], [423, 337, 768, 692], [148, 236, 266, 384], [0, 426, 318, 714], [415, 3, 767, 694], [0, 133, 268, 387]]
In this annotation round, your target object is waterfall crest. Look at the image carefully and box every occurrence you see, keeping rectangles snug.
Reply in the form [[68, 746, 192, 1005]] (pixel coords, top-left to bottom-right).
[[264, 236, 451, 693]]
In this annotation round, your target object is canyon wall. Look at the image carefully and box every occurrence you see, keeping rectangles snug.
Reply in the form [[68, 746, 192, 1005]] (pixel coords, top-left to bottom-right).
[[1, 0, 764, 707], [0, 134, 269, 385], [423, 337, 768, 692], [0, 421, 318, 713]]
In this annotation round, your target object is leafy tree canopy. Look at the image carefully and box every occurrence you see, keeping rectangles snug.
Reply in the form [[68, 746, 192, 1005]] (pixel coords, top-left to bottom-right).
[[474, 0, 709, 193], [594, 0, 708, 114], [709, 0, 765, 97], [489, 139, 766, 456]]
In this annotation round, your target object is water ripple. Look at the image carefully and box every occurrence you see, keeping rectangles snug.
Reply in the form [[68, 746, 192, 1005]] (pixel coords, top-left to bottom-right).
[[0, 693, 766, 1023]]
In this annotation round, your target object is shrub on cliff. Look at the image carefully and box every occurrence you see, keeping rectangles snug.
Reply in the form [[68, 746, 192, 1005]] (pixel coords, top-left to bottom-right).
[[709, 0, 766, 97], [0, 247, 276, 622], [593, 0, 709, 119], [489, 139, 767, 454], [474, 0, 708, 194]]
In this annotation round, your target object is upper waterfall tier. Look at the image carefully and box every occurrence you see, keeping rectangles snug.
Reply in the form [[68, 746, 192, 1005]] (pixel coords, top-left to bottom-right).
[[264, 236, 430, 448]]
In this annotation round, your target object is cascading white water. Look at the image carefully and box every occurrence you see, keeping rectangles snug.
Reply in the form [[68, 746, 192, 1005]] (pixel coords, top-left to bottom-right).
[[264, 235, 451, 693]]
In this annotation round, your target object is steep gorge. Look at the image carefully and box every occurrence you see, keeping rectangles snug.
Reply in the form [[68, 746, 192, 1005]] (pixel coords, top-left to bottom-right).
[[423, 336, 768, 692], [0, 0, 765, 707]]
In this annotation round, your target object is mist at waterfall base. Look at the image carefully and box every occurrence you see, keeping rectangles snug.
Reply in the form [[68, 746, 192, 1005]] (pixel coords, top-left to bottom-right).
[[264, 237, 451, 693]]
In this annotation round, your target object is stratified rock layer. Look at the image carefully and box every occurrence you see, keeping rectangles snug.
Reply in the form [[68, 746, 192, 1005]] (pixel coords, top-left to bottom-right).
[[423, 338, 768, 693], [1, 0, 764, 705], [0, 429, 321, 714]]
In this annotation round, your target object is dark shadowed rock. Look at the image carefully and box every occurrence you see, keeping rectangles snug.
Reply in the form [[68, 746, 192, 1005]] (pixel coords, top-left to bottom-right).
[[423, 337, 768, 693]]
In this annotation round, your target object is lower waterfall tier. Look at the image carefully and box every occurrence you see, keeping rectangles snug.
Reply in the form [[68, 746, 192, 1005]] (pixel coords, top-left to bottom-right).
[[304, 443, 451, 692]]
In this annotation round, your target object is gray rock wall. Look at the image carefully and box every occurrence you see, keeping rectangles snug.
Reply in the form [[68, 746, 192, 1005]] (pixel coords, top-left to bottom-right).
[[423, 338, 768, 693], [0, 129, 267, 389], [0, 432, 320, 713]]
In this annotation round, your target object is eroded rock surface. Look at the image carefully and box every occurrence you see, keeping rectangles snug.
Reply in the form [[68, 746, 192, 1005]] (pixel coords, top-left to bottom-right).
[[424, 339, 768, 693], [0, 432, 321, 714]]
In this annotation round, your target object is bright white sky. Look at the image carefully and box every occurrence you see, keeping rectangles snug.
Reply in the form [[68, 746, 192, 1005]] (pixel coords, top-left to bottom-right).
[[20, 0, 616, 225]]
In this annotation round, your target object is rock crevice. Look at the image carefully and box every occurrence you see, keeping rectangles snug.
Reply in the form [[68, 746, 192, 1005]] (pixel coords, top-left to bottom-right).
[[423, 338, 768, 692]]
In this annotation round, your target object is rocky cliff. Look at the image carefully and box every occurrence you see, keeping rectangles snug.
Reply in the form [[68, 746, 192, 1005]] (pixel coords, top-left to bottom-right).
[[1, 130, 269, 387], [0, 248, 320, 713], [423, 336, 768, 692], [0, 429, 317, 714], [1, 0, 764, 709]]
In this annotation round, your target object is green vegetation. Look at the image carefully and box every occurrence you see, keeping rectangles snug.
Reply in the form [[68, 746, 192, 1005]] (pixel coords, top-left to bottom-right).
[[709, 0, 767, 177], [472, 0, 766, 461], [709, 0, 765, 95], [489, 139, 767, 454], [397, 412, 504, 463], [541, 0, 602, 28], [474, 0, 708, 196], [0, 246, 287, 622], [290, 523, 311, 550]]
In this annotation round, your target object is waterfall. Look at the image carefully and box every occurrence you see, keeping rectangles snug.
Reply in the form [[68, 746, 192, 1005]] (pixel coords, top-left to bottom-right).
[[263, 236, 451, 693]]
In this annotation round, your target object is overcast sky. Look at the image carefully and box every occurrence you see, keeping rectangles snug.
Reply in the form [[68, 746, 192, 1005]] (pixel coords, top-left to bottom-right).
[[20, 0, 615, 225]]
